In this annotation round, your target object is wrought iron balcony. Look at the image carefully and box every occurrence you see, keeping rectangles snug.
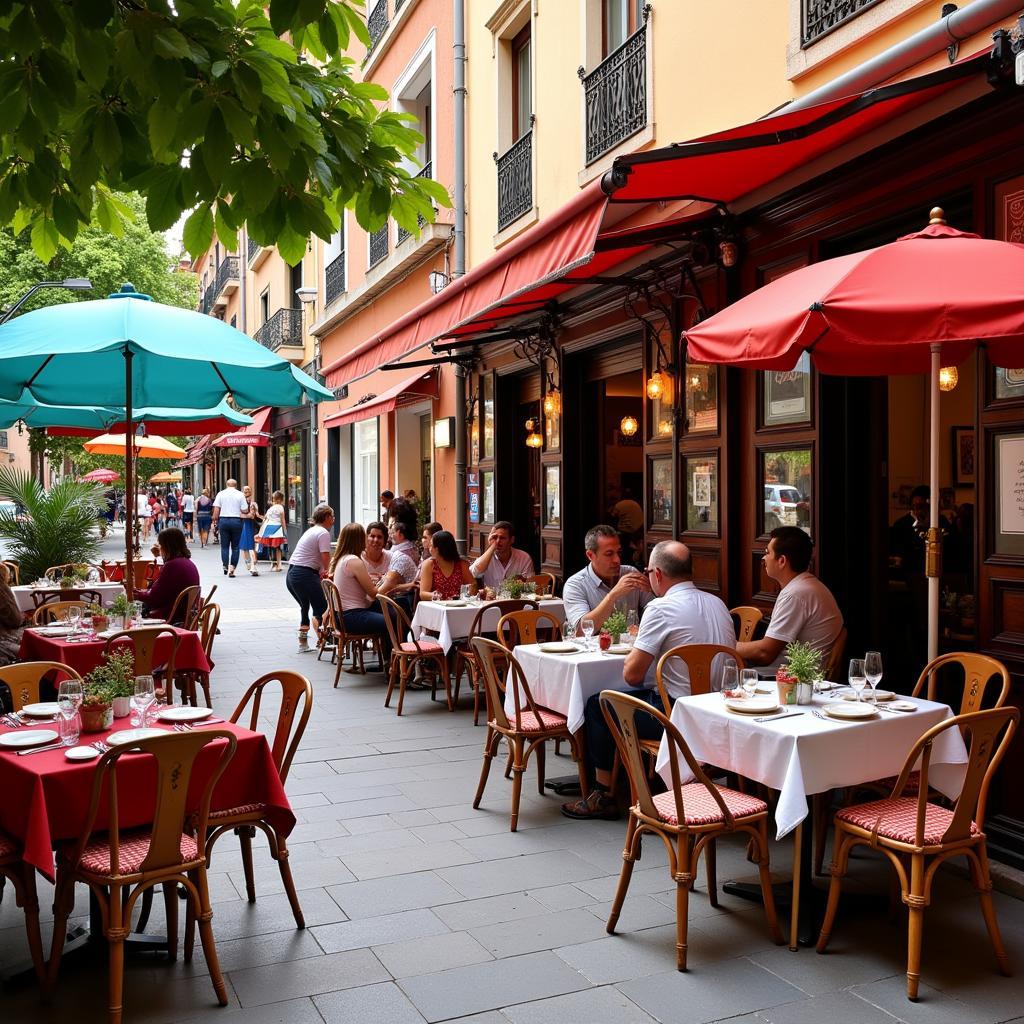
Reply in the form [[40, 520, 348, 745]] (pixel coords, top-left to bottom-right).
[[326, 251, 346, 306], [367, 0, 388, 52], [801, 0, 879, 47], [394, 0, 404, 10], [247, 237, 260, 263], [202, 282, 215, 315], [580, 19, 648, 166], [396, 161, 433, 244], [496, 131, 532, 231], [255, 307, 303, 352], [369, 225, 389, 268], [214, 255, 239, 297]]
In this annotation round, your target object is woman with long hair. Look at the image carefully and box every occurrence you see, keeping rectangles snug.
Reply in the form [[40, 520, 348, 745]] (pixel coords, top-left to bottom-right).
[[419, 530, 476, 601], [255, 490, 287, 572], [195, 487, 214, 547], [135, 527, 200, 622], [239, 484, 261, 576], [328, 523, 389, 637]]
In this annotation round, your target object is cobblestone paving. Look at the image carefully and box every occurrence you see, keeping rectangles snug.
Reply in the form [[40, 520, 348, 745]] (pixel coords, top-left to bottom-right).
[[2, 529, 1023, 1022]]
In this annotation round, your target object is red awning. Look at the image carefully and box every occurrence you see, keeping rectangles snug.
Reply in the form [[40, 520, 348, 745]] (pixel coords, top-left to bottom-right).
[[213, 407, 272, 448], [606, 50, 990, 206], [323, 369, 439, 428], [173, 436, 212, 469]]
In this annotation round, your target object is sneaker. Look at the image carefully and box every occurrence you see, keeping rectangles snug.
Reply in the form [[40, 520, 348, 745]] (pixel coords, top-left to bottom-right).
[[561, 789, 619, 820]]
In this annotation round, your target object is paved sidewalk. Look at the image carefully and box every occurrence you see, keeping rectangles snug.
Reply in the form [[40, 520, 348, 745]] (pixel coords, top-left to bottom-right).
[[2, 531, 1023, 1023]]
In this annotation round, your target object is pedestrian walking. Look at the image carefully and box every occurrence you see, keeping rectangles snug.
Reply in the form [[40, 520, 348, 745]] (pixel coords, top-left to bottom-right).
[[255, 490, 287, 572], [195, 487, 214, 547], [240, 484, 261, 575], [286, 504, 335, 644], [211, 478, 246, 577], [181, 486, 195, 540]]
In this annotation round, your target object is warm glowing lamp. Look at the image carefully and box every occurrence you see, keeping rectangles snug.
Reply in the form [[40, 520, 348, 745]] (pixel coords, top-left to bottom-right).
[[646, 371, 665, 401], [543, 390, 560, 415], [619, 415, 638, 437], [524, 419, 543, 448], [938, 366, 958, 392]]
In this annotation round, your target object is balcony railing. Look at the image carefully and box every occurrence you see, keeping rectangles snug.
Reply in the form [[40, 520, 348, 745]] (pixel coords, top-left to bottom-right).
[[396, 161, 433, 244], [214, 255, 239, 297], [367, 0, 388, 52], [247, 237, 260, 263], [801, 0, 880, 47], [580, 20, 648, 166], [496, 131, 532, 231], [254, 307, 303, 351], [202, 282, 215, 315], [325, 251, 346, 306], [369, 225, 389, 268]]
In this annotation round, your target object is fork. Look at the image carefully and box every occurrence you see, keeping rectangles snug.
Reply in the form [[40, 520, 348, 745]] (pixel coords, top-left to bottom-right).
[[173, 723, 194, 732], [3, 713, 25, 728], [92, 740, 111, 753]]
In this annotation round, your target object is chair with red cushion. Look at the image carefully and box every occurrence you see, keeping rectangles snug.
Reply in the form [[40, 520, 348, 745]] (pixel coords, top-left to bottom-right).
[[0, 831, 45, 986], [600, 690, 783, 970], [47, 729, 237, 1024], [470, 637, 587, 832], [196, 671, 312, 943], [379, 593, 451, 715], [321, 579, 384, 681], [817, 706, 1019, 1001]]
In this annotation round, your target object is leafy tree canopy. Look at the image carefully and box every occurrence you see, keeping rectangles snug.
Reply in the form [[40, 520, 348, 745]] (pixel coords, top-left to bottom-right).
[[0, 0, 450, 266]]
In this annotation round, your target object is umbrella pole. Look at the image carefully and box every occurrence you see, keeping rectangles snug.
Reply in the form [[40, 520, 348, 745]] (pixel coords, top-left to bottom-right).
[[927, 345, 941, 663], [124, 349, 134, 602]]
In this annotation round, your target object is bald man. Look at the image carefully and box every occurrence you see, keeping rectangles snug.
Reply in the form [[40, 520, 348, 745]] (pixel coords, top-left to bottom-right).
[[563, 540, 736, 820]]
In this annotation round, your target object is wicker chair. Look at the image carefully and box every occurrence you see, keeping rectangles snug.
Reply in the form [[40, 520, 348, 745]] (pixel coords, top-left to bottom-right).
[[495, 608, 563, 649], [103, 626, 181, 703], [1, 560, 20, 585], [166, 584, 202, 629], [175, 603, 220, 707], [320, 579, 385, 683], [31, 599, 92, 625], [0, 832, 45, 985], [379, 593, 451, 715], [530, 573, 557, 597]]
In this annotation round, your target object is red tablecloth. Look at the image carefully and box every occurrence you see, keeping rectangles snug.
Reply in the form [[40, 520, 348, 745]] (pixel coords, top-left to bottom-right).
[[19, 625, 210, 676], [0, 717, 294, 879]]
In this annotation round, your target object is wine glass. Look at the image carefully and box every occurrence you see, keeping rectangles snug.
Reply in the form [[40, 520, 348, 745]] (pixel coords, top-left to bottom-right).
[[626, 609, 638, 638], [67, 605, 82, 638], [581, 617, 595, 651], [132, 675, 156, 728], [741, 668, 759, 699], [57, 678, 83, 747], [561, 619, 577, 644], [459, 584, 471, 602], [720, 663, 739, 699], [58, 677, 84, 713], [848, 658, 867, 703], [864, 650, 883, 702]]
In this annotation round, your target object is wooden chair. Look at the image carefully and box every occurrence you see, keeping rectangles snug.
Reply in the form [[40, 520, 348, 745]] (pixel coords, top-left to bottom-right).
[[817, 706, 1019, 1001], [199, 583, 218, 613], [379, 593, 451, 716], [31, 599, 91, 625], [43, 563, 97, 582], [47, 729, 238, 1023], [495, 608, 562, 649], [175, 603, 220, 707], [105, 559, 157, 590], [166, 584, 202, 629], [0, 832, 45, 985], [320, 579, 385, 683], [103, 626, 181, 701], [730, 605, 763, 643], [531, 572, 557, 597], [0, 661, 82, 712], [31, 588, 102, 611], [452, 599, 537, 725], [471, 636, 588, 831], [198, 671, 312, 938], [1, 559, 20, 585]]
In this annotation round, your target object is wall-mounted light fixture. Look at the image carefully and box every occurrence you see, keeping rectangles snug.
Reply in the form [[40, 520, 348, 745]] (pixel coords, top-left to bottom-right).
[[433, 416, 456, 448], [524, 419, 543, 448], [646, 370, 666, 401], [619, 415, 638, 437], [938, 366, 959, 392]]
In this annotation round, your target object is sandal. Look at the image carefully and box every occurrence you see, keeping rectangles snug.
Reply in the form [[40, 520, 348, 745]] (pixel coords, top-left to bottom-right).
[[561, 790, 619, 821]]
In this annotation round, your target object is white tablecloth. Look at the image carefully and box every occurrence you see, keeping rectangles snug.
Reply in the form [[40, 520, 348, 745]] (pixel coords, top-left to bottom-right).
[[12, 581, 125, 613], [655, 692, 967, 839], [410, 598, 565, 654], [505, 642, 634, 734]]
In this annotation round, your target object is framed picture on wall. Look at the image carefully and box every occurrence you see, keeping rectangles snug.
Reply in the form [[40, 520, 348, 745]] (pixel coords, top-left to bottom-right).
[[543, 465, 560, 528], [952, 425, 975, 486], [649, 456, 673, 528]]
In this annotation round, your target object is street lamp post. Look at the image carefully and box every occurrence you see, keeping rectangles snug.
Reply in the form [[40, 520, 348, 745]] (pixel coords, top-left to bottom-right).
[[295, 284, 320, 529], [0, 278, 92, 324]]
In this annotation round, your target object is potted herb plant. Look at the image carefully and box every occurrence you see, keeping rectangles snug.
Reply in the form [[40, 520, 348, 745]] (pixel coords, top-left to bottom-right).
[[80, 681, 113, 732], [87, 601, 108, 633], [600, 609, 628, 650], [109, 593, 132, 630], [104, 649, 136, 718], [779, 641, 822, 706]]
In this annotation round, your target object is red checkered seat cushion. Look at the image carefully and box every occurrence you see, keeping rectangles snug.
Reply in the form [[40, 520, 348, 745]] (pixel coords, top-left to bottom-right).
[[0, 832, 17, 859], [400, 640, 443, 653], [75, 830, 200, 875], [653, 785, 768, 827], [516, 707, 569, 732], [210, 802, 267, 820], [868, 771, 921, 795], [836, 797, 979, 845]]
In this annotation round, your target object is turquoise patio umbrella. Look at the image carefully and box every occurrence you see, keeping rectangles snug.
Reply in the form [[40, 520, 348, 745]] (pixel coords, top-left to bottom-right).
[[0, 284, 333, 594]]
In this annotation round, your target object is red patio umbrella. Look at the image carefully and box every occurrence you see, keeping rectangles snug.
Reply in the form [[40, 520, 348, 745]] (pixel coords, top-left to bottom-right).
[[685, 208, 1024, 661], [81, 468, 120, 483]]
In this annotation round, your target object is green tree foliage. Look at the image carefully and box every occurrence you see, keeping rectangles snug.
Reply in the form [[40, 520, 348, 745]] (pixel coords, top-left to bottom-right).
[[0, 0, 451, 265]]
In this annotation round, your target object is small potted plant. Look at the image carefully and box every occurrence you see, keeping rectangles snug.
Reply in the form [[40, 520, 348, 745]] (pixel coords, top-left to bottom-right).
[[87, 601, 108, 633], [502, 579, 526, 600], [80, 680, 113, 732], [600, 609, 628, 650], [59, 568, 87, 589], [779, 641, 822, 706], [109, 593, 132, 630], [103, 649, 136, 718]]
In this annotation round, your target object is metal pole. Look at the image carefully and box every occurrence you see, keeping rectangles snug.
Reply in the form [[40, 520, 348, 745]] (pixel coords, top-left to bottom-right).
[[926, 344, 941, 663], [124, 348, 135, 602], [452, 0, 468, 553]]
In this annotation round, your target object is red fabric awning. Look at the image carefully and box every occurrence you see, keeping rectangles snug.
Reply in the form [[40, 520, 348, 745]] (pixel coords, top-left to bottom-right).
[[213, 407, 272, 448], [174, 436, 212, 469], [606, 50, 990, 206], [323, 369, 440, 428]]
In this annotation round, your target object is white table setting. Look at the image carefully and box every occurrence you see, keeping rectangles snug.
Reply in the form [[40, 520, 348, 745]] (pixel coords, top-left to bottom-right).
[[410, 597, 566, 654], [12, 581, 126, 613]]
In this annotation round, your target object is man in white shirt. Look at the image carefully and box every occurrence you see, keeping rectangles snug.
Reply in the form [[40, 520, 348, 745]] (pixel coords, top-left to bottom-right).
[[211, 478, 247, 578], [562, 524, 651, 633], [388, 518, 421, 568], [136, 488, 153, 540], [737, 526, 843, 672], [363, 521, 418, 612], [181, 488, 195, 540], [469, 521, 535, 591], [563, 540, 736, 820]]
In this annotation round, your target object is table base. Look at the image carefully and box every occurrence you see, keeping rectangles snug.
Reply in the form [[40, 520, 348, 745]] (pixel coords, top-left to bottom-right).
[[542, 774, 582, 796]]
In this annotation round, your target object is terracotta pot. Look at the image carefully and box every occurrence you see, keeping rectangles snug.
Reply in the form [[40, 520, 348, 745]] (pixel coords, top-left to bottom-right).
[[92, 614, 109, 632], [598, 632, 612, 651], [776, 668, 798, 706], [81, 703, 112, 732]]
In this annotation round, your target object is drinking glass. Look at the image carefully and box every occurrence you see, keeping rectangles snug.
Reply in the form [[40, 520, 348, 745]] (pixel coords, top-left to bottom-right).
[[132, 675, 156, 727], [57, 701, 80, 747], [720, 663, 739, 699], [561, 619, 577, 644], [459, 585, 471, 601], [864, 650, 883, 702], [67, 605, 82, 638], [740, 668, 759, 698], [848, 658, 867, 703], [626, 609, 639, 638], [58, 677, 84, 712], [131, 601, 143, 626], [581, 617, 595, 651]]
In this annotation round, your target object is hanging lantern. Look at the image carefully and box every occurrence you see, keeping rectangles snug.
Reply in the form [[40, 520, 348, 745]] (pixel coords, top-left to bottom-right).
[[619, 415, 638, 437], [543, 390, 560, 416], [658, 419, 673, 436], [938, 366, 959, 392], [646, 371, 665, 401], [524, 419, 543, 449]]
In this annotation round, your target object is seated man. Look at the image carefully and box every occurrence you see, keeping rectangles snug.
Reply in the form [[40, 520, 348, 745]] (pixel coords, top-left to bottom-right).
[[469, 521, 535, 591], [562, 540, 736, 820], [562, 524, 652, 633], [737, 526, 843, 672]]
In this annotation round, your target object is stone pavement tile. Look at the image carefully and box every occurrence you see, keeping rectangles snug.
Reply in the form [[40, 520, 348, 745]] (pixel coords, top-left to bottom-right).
[[470, 908, 610, 958], [345, 813, 407, 835], [329, 749, 445, 772], [437, 1015, 507, 1024], [240, 852, 357, 892], [617, 958, 805, 1024], [410, 822, 468, 842], [447, 810, 518, 836], [682, 906, 787, 962], [748, 941, 900, 997], [316, 826, 425, 857], [184, 923, 324, 977], [849, 975, 1004, 1024], [311, 907, 451, 954], [455, 822, 613, 862], [583, 895, 678, 932], [438, 850, 605, 899], [177, 996, 325, 1024], [432, 892, 548, 930], [230, 947, 390, 1007], [391, 809, 443, 827], [374, 930, 495, 978], [341, 839, 481, 880], [327, 869, 465, 919], [756, 990, 903, 1024], [397, 776, 482, 809], [314, 981, 428, 1024], [501, 985, 659, 1024], [293, 793, 418, 820], [398, 950, 590, 1022], [528, 883, 601, 913], [574, 866, 678, 903], [555, 927, 684, 984], [208, 887, 348, 941]]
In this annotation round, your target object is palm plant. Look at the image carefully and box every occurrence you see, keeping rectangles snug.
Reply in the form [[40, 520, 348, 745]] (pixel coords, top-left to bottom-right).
[[0, 467, 105, 583]]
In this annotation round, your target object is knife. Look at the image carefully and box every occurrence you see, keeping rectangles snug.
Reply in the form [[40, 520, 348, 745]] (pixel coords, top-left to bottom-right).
[[16, 741, 65, 756]]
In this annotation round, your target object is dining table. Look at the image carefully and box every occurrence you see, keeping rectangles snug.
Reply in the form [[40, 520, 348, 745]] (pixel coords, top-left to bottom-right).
[[410, 597, 566, 654], [654, 687, 968, 946], [12, 581, 127, 614]]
